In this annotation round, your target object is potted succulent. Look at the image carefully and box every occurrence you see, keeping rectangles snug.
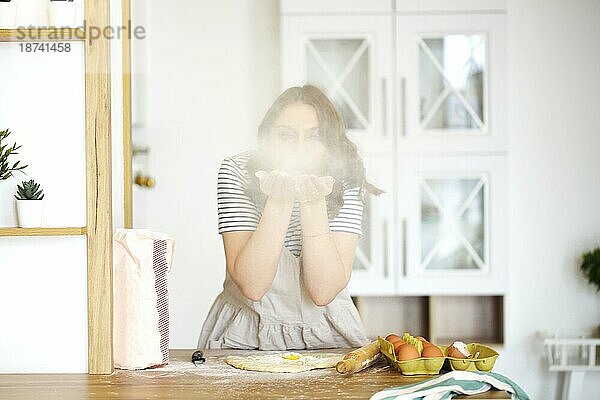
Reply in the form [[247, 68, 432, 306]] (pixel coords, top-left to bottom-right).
[[0, 128, 28, 227], [14, 179, 45, 227], [0, 0, 17, 28], [580, 247, 600, 292], [48, 0, 76, 27]]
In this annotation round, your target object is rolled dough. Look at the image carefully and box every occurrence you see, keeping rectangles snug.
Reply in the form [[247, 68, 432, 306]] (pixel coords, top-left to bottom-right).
[[225, 352, 343, 373]]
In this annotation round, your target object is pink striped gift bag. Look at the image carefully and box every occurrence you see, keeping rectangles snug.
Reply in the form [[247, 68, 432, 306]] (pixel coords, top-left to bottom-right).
[[113, 228, 175, 370]]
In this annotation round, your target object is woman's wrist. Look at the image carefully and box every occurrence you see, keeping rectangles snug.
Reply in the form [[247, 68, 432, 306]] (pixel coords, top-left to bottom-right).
[[265, 195, 294, 209], [302, 231, 331, 239], [299, 196, 326, 210], [299, 196, 330, 236], [263, 195, 294, 220], [257, 196, 295, 238]]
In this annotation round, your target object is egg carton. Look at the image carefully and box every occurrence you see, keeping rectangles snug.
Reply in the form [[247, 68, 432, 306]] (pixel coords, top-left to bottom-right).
[[440, 343, 499, 372], [378, 336, 445, 375], [377, 336, 499, 375]]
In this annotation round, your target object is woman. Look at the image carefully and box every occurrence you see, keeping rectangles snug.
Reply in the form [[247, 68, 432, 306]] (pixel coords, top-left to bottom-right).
[[197, 85, 382, 350]]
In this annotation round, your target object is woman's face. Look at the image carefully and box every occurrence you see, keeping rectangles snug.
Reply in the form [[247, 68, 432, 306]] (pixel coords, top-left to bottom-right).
[[262, 102, 327, 175]]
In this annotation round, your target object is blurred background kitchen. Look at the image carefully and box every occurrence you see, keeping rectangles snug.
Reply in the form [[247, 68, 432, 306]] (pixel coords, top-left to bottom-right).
[[108, 1, 600, 398]]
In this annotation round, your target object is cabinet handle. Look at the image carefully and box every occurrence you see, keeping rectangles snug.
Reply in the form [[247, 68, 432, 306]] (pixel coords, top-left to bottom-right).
[[399, 77, 407, 137], [401, 217, 407, 277], [381, 77, 388, 138], [383, 219, 389, 278]]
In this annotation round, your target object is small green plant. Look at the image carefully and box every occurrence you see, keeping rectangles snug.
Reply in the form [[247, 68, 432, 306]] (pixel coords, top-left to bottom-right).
[[14, 179, 45, 200], [580, 247, 600, 292], [0, 128, 28, 180]]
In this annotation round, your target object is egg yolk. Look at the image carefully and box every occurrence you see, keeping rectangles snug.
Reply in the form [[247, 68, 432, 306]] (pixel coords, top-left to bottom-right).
[[282, 352, 302, 360]]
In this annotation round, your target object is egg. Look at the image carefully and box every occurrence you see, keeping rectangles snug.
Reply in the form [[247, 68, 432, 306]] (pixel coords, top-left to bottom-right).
[[395, 343, 420, 361], [415, 336, 434, 349], [393, 340, 407, 355], [447, 347, 466, 358], [447, 341, 470, 359], [385, 334, 402, 343], [421, 345, 443, 358]]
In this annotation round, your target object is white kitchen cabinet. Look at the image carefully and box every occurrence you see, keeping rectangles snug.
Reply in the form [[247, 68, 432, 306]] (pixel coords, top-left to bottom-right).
[[281, 0, 392, 15], [395, 1, 506, 13], [397, 154, 508, 295], [348, 154, 396, 295], [396, 14, 508, 153], [280, 6, 508, 297], [280, 0, 507, 15], [281, 15, 394, 155]]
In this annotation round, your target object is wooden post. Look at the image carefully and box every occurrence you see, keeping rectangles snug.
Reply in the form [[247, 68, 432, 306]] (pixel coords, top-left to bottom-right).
[[85, 0, 114, 375], [122, 0, 133, 228]]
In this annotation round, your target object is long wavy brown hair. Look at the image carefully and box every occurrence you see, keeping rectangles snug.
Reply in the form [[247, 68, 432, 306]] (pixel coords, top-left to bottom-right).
[[244, 84, 383, 220]]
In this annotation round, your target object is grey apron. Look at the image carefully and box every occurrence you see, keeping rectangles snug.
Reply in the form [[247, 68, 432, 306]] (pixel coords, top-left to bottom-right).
[[197, 245, 370, 350]]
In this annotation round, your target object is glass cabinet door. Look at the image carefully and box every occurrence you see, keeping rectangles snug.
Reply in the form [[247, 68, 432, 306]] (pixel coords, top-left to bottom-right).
[[398, 155, 508, 295], [418, 34, 486, 132], [306, 38, 371, 131], [396, 14, 507, 152], [420, 175, 488, 272], [347, 154, 396, 295], [281, 15, 393, 155]]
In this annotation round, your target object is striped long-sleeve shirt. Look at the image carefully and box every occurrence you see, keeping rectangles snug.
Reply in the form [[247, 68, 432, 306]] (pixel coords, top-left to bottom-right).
[[217, 150, 364, 257]]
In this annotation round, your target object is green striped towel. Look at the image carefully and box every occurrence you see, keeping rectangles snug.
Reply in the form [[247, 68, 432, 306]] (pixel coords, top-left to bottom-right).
[[370, 370, 530, 400]]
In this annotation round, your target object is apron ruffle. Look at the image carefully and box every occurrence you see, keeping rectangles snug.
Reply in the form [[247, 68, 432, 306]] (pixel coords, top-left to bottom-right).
[[197, 293, 370, 350], [197, 246, 370, 350]]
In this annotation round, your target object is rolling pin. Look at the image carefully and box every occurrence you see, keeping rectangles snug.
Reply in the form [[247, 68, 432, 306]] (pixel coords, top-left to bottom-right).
[[336, 340, 381, 374]]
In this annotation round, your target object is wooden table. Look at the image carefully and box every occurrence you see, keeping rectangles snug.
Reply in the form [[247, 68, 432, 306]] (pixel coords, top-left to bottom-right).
[[0, 349, 511, 399]]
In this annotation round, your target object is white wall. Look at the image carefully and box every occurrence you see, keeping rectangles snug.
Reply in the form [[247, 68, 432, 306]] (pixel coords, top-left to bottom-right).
[[129, 0, 281, 348], [14, 0, 84, 28], [501, 0, 600, 397], [0, 237, 88, 373], [111, 0, 125, 229]]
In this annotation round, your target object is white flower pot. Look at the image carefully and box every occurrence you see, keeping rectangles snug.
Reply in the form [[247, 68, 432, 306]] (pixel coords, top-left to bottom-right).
[[48, 1, 76, 27], [16, 199, 44, 228], [0, 1, 17, 28]]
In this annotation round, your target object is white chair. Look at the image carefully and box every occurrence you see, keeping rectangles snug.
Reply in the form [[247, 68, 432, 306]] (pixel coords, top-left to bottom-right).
[[544, 337, 600, 400]]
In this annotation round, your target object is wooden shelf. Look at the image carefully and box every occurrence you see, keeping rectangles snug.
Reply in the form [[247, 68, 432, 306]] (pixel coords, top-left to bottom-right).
[[356, 295, 505, 346], [0, 28, 85, 42], [356, 296, 430, 339], [0, 227, 87, 236], [430, 295, 504, 346]]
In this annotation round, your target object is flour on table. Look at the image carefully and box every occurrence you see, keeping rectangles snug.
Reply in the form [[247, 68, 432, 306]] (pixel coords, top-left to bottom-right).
[[225, 352, 343, 373]]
